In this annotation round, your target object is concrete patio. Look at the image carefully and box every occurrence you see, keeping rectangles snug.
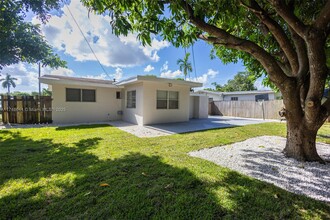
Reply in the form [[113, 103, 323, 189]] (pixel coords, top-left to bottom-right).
[[109, 116, 279, 138]]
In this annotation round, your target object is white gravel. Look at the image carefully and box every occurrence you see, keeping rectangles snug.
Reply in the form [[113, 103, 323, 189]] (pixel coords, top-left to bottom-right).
[[189, 136, 330, 203]]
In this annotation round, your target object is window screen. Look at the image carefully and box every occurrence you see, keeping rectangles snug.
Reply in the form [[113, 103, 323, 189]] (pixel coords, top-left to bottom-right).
[[169, 91, 179, 109], [82, 89, 96, 102], [66, 88, 81, 102], [157, 90, 168, 109], [127, 90, 136, 108], [231, 97, 238, 101]]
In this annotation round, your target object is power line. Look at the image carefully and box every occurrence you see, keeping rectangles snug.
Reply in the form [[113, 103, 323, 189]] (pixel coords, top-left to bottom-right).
[[191, 43, 197, 79], [65, 5, 111, 79]]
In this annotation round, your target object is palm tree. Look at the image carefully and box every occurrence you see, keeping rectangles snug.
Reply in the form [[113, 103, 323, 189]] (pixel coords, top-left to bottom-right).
[[0, 73, 18, 95], [177, 52, 192, 80]]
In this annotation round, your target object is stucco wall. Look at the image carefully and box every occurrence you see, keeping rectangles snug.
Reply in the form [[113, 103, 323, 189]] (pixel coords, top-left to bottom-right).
[[207, 93, 223, 101], [122, 83, 144, 125], [189, 95, 209, 119], [189, 96, 194, 119], [223, 93, 275, 101], [142, 81, 190, 125], [51, 84, 122, 124]]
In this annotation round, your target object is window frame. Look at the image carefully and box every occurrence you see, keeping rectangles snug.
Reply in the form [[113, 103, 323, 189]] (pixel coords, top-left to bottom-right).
[[156, 90, 168, 109], [126, 90, 136, 108], [231, 97, 238, 101], [116, 91, 121, 99], [168, 91, 179, 109], [66, 88, 81, 102], [82, 89, 96, 102], [66, 88, 96, 102], [156, 90, 179, 110]]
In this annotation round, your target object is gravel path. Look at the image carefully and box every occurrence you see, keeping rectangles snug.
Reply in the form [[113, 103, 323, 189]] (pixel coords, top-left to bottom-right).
[[189, 136, 330, 203]]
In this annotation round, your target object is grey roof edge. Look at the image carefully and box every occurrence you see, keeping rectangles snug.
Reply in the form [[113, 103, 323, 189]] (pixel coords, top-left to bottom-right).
[[115, 75, 202, 87], [196, 89, 275, 95]]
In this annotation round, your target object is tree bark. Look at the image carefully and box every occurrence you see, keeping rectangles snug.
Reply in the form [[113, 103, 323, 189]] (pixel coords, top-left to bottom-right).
[[283, 118, 324, 163]]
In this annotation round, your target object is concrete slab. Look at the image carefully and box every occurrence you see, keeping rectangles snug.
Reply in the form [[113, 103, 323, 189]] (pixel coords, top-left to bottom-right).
[[145, 116, 277, 134], [108, 121, 171, 138]]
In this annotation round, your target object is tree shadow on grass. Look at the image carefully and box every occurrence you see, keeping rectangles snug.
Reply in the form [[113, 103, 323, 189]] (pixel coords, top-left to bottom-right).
[[55, 124, 111, 131], [0, 130, 224, 219], [0, 130, 329, 219]]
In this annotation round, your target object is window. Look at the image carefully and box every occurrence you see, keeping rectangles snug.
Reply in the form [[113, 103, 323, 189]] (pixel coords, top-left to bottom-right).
[[116, 91, 121, 99], [231, 97, 238, 101], [127, 90, 136, 108], [66, 88, 96, 102], [157, 90, 168, 109], [255, 94, 269, 101], [66, 88, 81, 102], [169, 91, 179, 109], [157, 90, 179, 109], [82, 89, 96, 102]]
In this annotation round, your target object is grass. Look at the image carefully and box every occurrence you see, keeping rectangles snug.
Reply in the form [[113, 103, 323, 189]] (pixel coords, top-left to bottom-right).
[[0, 122, 329, 219]]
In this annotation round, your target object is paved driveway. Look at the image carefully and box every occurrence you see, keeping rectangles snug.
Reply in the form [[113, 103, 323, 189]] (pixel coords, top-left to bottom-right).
[[110, 116, 279, 138]]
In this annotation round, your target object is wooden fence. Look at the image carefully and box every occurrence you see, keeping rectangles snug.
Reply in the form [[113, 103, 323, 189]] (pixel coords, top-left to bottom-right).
[[1, 95, 52, 124], [209, 100, 284, 120]]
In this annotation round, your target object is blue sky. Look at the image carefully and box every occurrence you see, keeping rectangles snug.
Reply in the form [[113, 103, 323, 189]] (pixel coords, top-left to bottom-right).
[[1, 1, 265, 93]]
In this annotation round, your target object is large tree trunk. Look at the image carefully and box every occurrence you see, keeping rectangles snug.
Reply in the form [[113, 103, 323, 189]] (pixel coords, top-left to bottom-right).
[[283, 118, 324, 163]]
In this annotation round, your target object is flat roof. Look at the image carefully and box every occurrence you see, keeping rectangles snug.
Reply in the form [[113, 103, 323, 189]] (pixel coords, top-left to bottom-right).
[[115, 75, 202, 87], [39, 75, 122, 88], [196, 90, 275, 96], [40, 74, 203, 88]]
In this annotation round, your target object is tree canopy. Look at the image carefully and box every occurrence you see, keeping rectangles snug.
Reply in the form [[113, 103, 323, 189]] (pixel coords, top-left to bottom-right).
[[82, 0, 330, 162], [208, 72, 257, 92], [0, 73, 17, 94], [0, 0, 66, 70]]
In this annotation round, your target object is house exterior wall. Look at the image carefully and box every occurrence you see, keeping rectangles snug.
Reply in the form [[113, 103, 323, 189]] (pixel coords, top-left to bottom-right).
[[142, 81, 190, 125], [223, 93, 275, 101], [189, 96, 194, 119], [189, 95, 209, 119], [122, 83, 144, 125], [51, 84, 122, 124], [223, 94, 257, 101], [207, 93, 223, 101]]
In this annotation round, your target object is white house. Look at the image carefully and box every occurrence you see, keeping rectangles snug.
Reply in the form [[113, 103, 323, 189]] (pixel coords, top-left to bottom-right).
[[196, 90, 276, 101], [39, 75, 207, 125]]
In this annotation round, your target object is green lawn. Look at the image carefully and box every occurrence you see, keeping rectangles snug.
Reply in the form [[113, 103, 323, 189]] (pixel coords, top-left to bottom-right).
[[0, 123, 329, 219]]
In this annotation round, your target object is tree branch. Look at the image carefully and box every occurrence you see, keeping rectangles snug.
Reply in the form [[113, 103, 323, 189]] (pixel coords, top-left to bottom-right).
[[178, 0, 289, 88], [269, 0, 307, 38], [240, 0, 299, 74], [313, 0, 330, 35], [288, 26, 308, 78]]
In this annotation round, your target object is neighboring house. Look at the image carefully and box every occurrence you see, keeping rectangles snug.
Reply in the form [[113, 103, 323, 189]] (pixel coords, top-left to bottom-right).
[[40, 75, 207, 125], [195, 90, 276, 101]]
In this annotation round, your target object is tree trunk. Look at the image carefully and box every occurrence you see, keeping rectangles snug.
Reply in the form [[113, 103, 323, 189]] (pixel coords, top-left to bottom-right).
[[283, 119, 324, 163]]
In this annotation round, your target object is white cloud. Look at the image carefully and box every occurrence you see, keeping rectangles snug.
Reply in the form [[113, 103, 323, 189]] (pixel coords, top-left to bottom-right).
[[160, 61, 169, 72], [160, 70, 182, 78], [33, 1, 170, 67], [81, 68, 123, 81], [44, 66, 74, 76], [186, 69, 219, 87], [113, 68, 123, 80], [0, 64, 78, 93], [159, 61, 183, 78], [144, 65, 154, 72]]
